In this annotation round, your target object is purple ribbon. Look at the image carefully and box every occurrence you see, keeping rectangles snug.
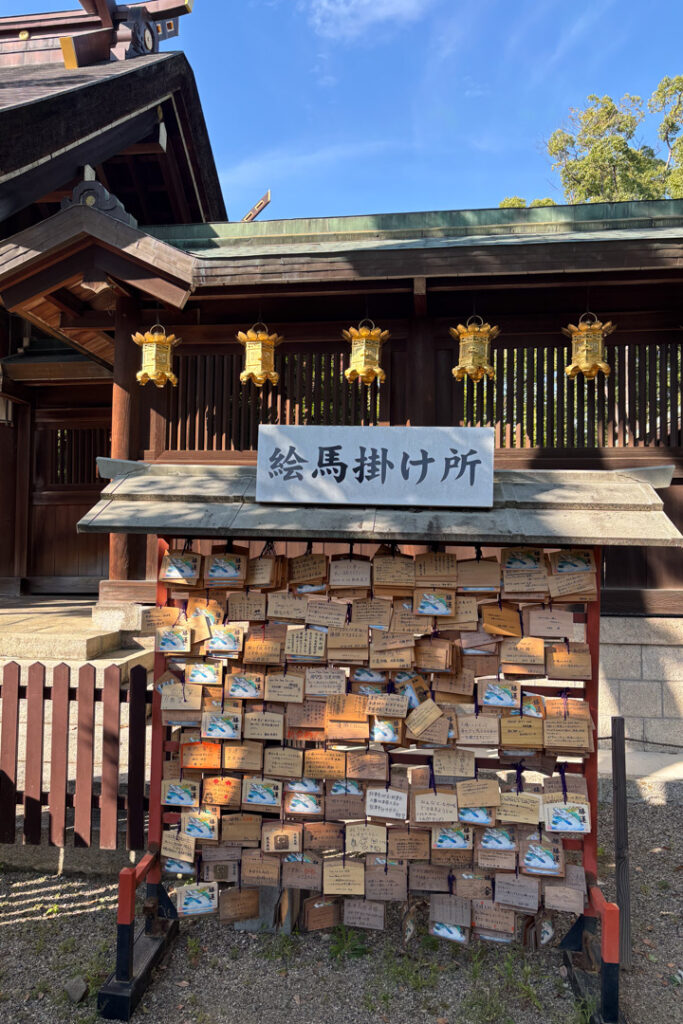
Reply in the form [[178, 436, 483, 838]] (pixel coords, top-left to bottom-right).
[[346, 603, 352, 624], [448, 872, 454, 894], [474, 684, 480, 717], [429, 762, 437, 795], [515, 761, 525, 794], [558, 762, 568, 803]]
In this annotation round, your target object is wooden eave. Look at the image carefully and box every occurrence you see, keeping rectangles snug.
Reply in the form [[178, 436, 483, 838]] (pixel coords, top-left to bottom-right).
[[0, 204, 196, 367], [79, 458, 683, 548]]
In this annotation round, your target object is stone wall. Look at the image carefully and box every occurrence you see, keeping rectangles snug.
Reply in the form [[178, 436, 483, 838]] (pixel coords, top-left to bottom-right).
[[599, 617, 683, 752]]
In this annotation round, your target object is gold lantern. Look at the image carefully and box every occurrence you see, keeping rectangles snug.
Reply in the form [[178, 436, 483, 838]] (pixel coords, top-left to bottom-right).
[[563, 312, 614, 379], [133, 323, 180, 388], [342, 319, 389, 385], [237, 322, 282, 387], [450, 315, 499, 383]]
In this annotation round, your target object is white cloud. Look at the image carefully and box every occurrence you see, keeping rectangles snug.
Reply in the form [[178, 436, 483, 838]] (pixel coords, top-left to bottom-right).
[[220, 140, 394, 191], [527, 0, 617, 87], [304, 0, 437, 40]]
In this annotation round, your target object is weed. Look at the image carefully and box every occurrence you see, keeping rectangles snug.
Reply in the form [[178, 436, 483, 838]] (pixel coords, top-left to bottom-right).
[[59, 937, 77, 954], [468, 944, 487, 981], [33, 923, 49, 954], [44, 903, 59, 917], [264, 932, 300, 962], [458, 985, 507, 1024], [34, 980, 50, 996], [228, 946, 241, 962], [329, 925, 369, 960], [187, 935, 202, 967], [83, 941, 112, 996], [362, 991, 376, 1013], [381, 949, 438, 992], [420, 933, 440, 952], [656, 880, 670, 891], [573, 995, 597, 1024], [596, 845, 608, 860]]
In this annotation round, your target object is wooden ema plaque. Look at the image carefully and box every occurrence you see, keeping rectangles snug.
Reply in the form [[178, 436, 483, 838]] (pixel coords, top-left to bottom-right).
[[154, 540, 601, 955]]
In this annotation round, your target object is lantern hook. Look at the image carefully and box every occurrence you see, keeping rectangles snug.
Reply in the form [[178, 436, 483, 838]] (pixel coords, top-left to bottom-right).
[[466, 315, 484, 328], [578, 311, 599, 326]]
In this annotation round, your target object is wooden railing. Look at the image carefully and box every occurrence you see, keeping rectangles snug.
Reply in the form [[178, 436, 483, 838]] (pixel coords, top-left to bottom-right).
[[163, 340, 682, 452], [0, 662, 150, 850]]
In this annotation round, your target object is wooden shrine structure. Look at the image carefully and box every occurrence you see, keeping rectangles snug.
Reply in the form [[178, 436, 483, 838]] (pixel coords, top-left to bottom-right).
[[0, 2, 682, 614]]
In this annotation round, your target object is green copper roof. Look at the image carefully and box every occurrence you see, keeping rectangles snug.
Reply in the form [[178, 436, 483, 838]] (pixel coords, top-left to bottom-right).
[[146, 199, 683, 257]]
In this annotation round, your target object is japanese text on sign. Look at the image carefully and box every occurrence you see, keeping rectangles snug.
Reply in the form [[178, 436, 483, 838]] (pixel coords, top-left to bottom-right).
[[256, 426, 494, 508]]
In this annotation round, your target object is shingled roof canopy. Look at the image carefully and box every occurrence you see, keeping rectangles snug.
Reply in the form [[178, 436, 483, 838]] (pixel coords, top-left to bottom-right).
[[0, 51, 226, 233], [78, 458, 683, 548]]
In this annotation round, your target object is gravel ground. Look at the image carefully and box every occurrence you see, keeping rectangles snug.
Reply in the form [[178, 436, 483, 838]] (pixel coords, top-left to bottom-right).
[[0, 802, 680, 1024]]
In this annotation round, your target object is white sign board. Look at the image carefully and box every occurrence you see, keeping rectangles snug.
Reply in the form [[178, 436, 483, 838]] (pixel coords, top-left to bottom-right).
[[256, 426, 494, 508]]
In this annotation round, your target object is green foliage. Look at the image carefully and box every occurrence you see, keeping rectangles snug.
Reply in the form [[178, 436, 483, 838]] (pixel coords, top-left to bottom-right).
[[502, 77, 683, 205], [499, 196, 556, 208], [329, 924, 369, 960], [499, 196, 527, 208]]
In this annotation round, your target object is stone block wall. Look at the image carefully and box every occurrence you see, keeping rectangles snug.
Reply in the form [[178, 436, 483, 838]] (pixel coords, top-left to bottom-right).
[[599, 617, 683, 752]]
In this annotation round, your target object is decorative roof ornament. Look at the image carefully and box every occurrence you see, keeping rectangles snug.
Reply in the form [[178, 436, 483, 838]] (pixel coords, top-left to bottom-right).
[[563, 312, 614, 379], [133, 323, 180, 388], [237, 323, 282, 387], [0, 1, 194, 69], [450, 315, 499, 383], [342, 319, 389, 385]]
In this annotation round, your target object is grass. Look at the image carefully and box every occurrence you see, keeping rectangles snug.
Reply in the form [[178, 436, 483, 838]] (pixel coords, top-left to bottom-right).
[[187, 934, 202, 966], [264, 931, 300, 962], [83, 941, 112, 997], [329, 924, 369, 960]]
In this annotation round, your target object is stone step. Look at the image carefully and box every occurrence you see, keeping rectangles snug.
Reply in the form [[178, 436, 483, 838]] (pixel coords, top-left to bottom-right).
[[0, 646, 154, 685], [0, 627, 124, 661]]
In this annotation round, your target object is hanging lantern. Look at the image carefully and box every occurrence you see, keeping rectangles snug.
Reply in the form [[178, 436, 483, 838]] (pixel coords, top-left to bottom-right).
[[450, 315, 499, 383], [133, 323, 180, 388], [563, 312, 614, 379], [236, 322, 282, 387], [342, 319, 389, 385]]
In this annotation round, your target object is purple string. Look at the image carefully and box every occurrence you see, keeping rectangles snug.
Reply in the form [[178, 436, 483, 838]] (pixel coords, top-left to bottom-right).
[[384, 834, 389, 874], [448, 872, 454, 894], [474, 684, 480, 717], [515, 761, 525, 794], [342, 827, 346, 868], [429, 762, 437, 795], [558, 762, 568, 803], [561, 690, 569, 719], [518, 610, 524, 636], [346, 603, 352, 624]]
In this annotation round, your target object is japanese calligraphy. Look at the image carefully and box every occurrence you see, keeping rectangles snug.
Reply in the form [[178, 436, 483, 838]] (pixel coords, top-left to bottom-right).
[[268, 445, 308, 480], [256, 427, 494, 508]]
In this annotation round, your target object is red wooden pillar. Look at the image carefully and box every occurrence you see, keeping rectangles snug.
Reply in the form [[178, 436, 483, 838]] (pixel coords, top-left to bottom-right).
[[109, 295, 139, 580]]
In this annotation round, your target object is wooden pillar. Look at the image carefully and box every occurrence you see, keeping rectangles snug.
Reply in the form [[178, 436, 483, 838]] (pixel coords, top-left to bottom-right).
[[109, 295, 139, 581], [408, 317, 436, 426], [13, 402, 32, 579]]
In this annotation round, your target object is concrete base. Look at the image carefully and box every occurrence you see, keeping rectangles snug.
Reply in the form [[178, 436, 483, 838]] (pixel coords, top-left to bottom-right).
[[597, 748, 683, 805], [233, 887, 299, 934]]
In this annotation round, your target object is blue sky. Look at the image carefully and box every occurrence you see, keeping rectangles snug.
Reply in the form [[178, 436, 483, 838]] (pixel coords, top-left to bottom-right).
[[9, 0, 683, 220]]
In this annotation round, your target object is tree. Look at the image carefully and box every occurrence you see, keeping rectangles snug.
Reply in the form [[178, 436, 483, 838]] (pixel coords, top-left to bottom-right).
[[500, 77, 683, 205]]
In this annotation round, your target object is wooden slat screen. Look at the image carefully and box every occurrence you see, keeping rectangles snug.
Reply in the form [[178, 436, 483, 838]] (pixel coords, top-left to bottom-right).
[[437, 339, 683, 447], [445, 340, 682, 447], [46, 427, 111, 485], [167, 350, 381, 451]]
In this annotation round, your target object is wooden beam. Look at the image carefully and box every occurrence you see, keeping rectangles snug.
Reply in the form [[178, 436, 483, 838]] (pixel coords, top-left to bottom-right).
[[93, 250, 192, 309], [0, 109, 158, 223], [109, 295, 139, 581], [46, 288, 88, 317], [413, 277, 427, 317], [0, 250, 92, 311]]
